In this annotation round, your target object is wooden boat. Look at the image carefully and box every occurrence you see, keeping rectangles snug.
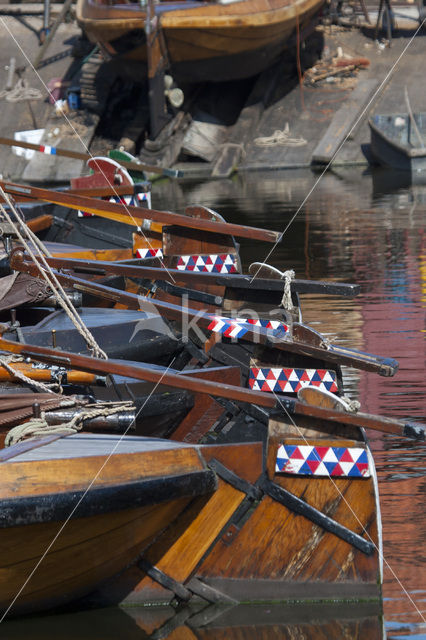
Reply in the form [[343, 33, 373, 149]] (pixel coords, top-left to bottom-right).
[[0, 323, 423, 614], [76, 0, 326, 84], [369, 113, 426, 174], [0, 401, 383, 614], [0, 433, 217, 615]]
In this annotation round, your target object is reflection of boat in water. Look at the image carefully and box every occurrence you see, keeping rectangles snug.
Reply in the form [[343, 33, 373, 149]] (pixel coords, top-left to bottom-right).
[[76, 0, 325, 84], [369, 113, 426, 174], [1, 601, 385, 639]]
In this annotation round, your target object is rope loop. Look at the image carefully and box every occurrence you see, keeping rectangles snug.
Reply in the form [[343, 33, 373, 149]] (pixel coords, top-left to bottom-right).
[[280, 269, 295, 310], [0, 187, 108, 360], [0, 78, 43, 102]]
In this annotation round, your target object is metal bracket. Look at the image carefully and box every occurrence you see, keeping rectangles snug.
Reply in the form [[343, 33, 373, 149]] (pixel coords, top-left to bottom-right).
[[259, 476, 375, 555]]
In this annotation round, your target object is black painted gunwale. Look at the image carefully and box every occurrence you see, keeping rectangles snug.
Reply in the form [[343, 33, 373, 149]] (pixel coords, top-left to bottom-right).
[[0, 470, 217, 528]]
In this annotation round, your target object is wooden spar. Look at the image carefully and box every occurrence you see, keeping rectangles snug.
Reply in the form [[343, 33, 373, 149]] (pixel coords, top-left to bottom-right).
[[10, 249, 399, 376], [0, 330, 421, 440], [0, 328, 277, 409], [41, 255, 361, 298], [0, 362, 100, 385], [279, 396, 425, 441], [0, 180, 281, 243], [0, 136, 183, 178], [0, 184, 151, 204]]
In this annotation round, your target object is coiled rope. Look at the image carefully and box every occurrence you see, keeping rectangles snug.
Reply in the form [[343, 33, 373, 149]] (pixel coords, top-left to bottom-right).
[[5, 400, 135, 446], [0, 78, 43, 102], [254, 124, 307, 148], [280, 269, 295, 310]]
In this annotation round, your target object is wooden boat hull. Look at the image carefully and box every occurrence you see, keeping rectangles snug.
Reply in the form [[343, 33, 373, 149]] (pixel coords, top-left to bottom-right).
[[76, 0, 325, 82], [369, 113, 426, 174], [0, 364, 382, 615], [0, 434, 217, 615], [87, 423, 382, 607]]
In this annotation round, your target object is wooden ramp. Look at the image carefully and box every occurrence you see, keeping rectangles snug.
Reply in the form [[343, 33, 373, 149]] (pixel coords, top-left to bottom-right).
[[311, 79, 379, 165]]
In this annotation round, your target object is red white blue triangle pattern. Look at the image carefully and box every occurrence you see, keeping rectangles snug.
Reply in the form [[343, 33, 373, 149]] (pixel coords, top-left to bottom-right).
[[276, 444, 370, 477], [135, 248, 163, 259], [207, 317, 289, 339], [249, 368, 338, 394], [176, 254, 238, 273], [78, 192, 150, 217]]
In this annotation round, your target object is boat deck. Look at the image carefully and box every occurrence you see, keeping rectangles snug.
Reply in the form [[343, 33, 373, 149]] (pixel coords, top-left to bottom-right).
[[6, 433, 197, 461]]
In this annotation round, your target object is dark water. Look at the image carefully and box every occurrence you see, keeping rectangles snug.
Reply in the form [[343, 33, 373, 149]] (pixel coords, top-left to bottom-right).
[[2, 166, 425, 638]]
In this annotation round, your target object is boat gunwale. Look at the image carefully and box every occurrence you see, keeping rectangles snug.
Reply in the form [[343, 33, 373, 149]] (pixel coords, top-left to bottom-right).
[[76, 0, 324, 30], [369, 115, 426, 159], [0, 469, 217, 528]]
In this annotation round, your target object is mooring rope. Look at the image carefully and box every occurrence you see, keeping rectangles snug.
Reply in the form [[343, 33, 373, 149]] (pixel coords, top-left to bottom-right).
[[5, 400, 135, 446]]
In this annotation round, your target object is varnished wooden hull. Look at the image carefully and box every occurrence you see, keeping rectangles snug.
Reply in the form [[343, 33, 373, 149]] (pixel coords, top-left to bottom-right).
[[76, 0, 325, 82], [0, 435, 216, 615], [88, 425, 382, 607]]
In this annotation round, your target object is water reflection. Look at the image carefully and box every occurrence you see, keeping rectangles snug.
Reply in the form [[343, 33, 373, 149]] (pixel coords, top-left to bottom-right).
[[1, 603, 385, 639]]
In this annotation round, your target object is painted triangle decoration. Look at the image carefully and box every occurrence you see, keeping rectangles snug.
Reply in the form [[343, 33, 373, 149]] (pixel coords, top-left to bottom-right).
[[276, 444, 370, 477], [135, 248, 163, 259], [207, 317, 289, 340], [176, 254, 238, 273], [78, 192, 151, 217], [249, 368, 338, 394]]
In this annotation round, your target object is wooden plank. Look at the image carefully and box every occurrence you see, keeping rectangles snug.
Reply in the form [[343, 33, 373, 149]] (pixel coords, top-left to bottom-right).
[[311, 79, 380, 165], [138, 478, 245, 586]]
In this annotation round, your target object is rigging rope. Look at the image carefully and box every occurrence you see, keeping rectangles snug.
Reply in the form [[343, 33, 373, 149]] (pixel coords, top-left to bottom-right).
[[0, 188, 107, 359], [0, 353, 57, 393]]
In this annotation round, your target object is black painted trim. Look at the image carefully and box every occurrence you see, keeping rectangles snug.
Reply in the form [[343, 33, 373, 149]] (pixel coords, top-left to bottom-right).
[[0, 470, 217, 528], [208, 458, 262, 500], [138, 558, 192, 602]]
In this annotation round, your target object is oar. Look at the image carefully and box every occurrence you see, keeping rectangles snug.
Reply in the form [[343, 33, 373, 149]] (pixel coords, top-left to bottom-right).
[[11, 249, 399, 376], [41, 254, 361, 298], [0, 329, 421, 440], [1, 180, 280, 243], [0, 136, 183, 178]]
